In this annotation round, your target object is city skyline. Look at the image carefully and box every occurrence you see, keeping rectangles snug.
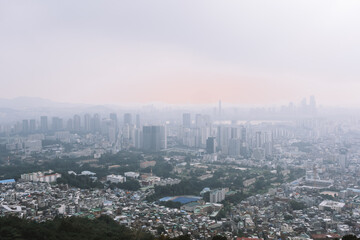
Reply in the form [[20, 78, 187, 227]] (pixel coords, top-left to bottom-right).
[[2, 1, 360, 239], [0, 95, 323, 109]]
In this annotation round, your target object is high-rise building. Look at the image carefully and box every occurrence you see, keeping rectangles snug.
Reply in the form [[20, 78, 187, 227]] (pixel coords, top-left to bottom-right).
[[52, 117, 63, 131], [241, 127, 247, 143], [255, 131, 262, 148], [264, 131, 273, 156], [66, 118, 73, 131], [40, 116, 48, 132], [93, 114, 101, 132], [14, 122, 22, 133], [183, 113, 191, 128], [22, 119, 29, 133], [124, 113, 132, 125], [210, 188, 226, 203], [136, 114, 141, 129], [110, 113, 118, 130], [195, 114, 203, 127], [339, 148, 348, 169], [142, 126, 166, 152], [217, 126, 230, 153], [231, 127, 238, 139], [228, 138, 241, 156], [73, 115, 81, 132], [108, 126, 116, 144], [134, 128, 142, 149], [29, 119, 36, 133], [206, 137, 216, 154], [84, 114, 91, 132], [160, 125, 167, 149]]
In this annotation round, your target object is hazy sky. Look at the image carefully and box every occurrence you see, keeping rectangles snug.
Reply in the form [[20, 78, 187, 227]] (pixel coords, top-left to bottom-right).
[[1, 1, 360, 106]]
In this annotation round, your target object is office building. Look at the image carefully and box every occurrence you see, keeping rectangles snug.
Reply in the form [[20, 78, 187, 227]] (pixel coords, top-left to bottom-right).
[[40, 116, 48, 132], [84, 114, 91, 132], [136, 114, 141, 129], [255, 131, 262, 148], [73, 115, 81, 132], [183, 113, 191, 128], [142, 125, 167, 152], [22, 119, 29, 133], [228, 138, 241, 156], [206, 137, 216, 154], [93, 114, 101, 132], [66, 119, 73, 131], [109, 113, 118, 132], [124, 113, 132, 125], [52, 117, 63, 131], [29, 119, 36, 133]]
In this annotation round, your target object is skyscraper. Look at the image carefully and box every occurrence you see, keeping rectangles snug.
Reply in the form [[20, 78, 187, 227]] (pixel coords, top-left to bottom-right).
[[52, 117, 63, 131], [182, 113, 191, 128], [142, 126, 166, 152], [124, 113, 132, 125], [339, 148, 348, 169], [40, 116, 48, 132], [206, 137, 216, 154], [110, 113, 118, 130], [195, 114, 204, 127], [93, 114, 101, 132], [231, 127, 238, 139], [217, 126, 230, 153], [73, 115, 81, 132], [136, 114, 141, 129], [241, 127, 247, 143], [29, 119, 36, 133], [134, 128, 142, 149], [84, 114, 91, 132], [264, 131, 273, 156], [255, 131, 262, 148], [66, 118, 73, 131], [228, 138, 241, 156], [22, 119, 29, 134], [160, 125, 167, 149]]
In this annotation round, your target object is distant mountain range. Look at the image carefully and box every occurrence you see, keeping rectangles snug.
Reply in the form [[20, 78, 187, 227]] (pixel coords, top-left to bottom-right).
[[0, 97, 111, 123], [0, 97, 83, 109]]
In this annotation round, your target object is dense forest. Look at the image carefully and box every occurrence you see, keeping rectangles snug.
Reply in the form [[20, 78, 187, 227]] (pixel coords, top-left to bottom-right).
[[56, 172, 104, 189], [0, 215, 229, 240], [0, 215, 153, 240]]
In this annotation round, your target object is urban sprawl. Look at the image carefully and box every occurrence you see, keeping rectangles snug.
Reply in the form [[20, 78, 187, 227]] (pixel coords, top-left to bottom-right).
[[1, 97, 360, 240]]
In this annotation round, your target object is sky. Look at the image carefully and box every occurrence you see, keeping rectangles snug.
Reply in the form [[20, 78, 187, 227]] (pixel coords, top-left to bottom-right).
[[1, 0, 360, 106]]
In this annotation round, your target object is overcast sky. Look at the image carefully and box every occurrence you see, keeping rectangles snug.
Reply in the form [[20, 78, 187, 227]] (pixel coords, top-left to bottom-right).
[[1, 1, 360, 106]]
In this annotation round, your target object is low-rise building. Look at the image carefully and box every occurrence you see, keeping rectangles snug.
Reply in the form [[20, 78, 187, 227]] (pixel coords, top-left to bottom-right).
[[319, 200, 345, 212], [106, 174, 126, 183]]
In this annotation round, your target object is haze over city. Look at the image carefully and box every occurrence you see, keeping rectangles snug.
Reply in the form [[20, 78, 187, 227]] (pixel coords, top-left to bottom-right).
[[2, 1, 360, 240], [1, 0, 360, 106]]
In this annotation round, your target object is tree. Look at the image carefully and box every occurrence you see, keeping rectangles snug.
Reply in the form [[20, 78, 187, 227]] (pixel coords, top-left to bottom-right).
[[289, 200, 306, 210], [343, 235, 358, 240], [212, 235, 227, 240], [0, 215, 154, 240], [171, 235, 191, 240], [157, 225, 166, 235], [114, 179, 141, 191]]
